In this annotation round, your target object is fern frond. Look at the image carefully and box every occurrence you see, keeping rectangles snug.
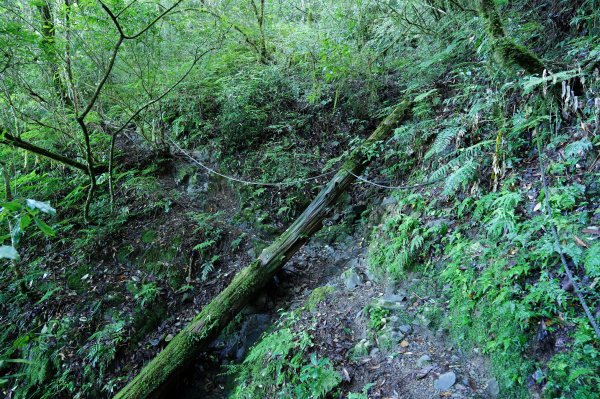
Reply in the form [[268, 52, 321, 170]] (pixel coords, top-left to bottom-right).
[[425, 126, 463, 159], [443, 159, 479, 196]]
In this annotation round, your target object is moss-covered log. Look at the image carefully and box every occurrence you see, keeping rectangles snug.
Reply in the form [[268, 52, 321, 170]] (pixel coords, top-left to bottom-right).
[[113, 101, 412, 399], [478, 0, 546, 75]]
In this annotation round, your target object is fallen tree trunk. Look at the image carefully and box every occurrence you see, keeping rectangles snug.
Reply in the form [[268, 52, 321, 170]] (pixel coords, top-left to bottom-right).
[[0, 131, 107, 175], [113, 100, 412, 399]]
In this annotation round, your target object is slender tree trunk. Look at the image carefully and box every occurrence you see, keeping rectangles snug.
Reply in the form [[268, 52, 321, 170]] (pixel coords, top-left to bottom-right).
[[1, 162, 12, 201], [38, 3, 71, 106], [113, 101, 412, 399], [478, 0, 568, 108], [478, 0, 546, 75]]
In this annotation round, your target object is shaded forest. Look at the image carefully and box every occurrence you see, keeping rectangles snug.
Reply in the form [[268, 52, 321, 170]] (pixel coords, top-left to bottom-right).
[[1, 0, 599, 398]]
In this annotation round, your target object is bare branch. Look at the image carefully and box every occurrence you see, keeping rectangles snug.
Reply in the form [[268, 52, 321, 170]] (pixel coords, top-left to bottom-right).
[[77, 36, 124, 121], [116, 0, 139, 18], [114, 48, 214, 136]]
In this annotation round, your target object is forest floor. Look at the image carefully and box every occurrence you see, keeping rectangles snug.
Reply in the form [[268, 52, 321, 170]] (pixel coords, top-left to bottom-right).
[[4, 131, 596, 398]]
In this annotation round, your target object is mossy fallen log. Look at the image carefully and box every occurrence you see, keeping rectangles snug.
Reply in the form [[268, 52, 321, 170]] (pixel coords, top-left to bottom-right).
[[113, 100, 412, 399]]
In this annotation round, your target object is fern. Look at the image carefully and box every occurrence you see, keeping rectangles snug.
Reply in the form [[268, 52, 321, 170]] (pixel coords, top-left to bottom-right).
[[443, 159, 479, 196], [563, 138, 592, 161], [425, 125, 464, 159]]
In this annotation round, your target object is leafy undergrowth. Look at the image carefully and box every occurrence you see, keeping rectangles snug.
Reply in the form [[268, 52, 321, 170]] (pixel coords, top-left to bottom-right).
[[367, 153, 600, 398], [2, 0, 600, 398], [0, 151, 258, 398]]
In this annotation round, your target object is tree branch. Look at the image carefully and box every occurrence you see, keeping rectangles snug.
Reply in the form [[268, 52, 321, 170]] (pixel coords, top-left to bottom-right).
[[0, 131, 106, 174]]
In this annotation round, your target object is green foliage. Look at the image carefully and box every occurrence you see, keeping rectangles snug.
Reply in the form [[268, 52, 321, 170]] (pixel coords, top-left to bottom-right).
[[2, 0, 600, 397], [229, 312, 340, 399], [79, 320, 126, 381], [0, 198, 56, 260], [347, 383, 374, 399], [368, 194, 442, 278], [366, 305, 390, 331], [127, 282, 159, 309]]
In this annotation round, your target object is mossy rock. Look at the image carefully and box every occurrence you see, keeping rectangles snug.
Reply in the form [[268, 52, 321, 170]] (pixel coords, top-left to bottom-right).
[[306, 285, 335, 312], [141, 230, 158, 244], [66, 264, 92, 292]]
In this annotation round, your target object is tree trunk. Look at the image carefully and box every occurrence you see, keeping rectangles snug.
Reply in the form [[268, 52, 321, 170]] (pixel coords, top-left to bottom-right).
[[478, 0, 546, 75], [0, 132, 106, 175], [38, 3, 71, 106], [477, 0, 568, 109], [113, 100, 412, 399]]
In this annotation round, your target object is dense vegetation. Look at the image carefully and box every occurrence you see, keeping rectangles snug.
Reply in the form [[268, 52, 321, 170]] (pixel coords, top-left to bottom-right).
[[1, 0, 599, 398]]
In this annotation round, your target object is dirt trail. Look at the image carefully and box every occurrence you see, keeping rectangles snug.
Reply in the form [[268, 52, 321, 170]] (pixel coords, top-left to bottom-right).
[[310, 251, 499, 399]]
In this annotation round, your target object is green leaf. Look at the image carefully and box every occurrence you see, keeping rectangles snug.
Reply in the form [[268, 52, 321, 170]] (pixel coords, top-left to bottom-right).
[[0, 245, 19, 260], [19, 214, 31, 231], [0, 201, 22, 212], [36, 287, 62, 305], [414, 89, 438, 102], [33, 216, 55, 237]]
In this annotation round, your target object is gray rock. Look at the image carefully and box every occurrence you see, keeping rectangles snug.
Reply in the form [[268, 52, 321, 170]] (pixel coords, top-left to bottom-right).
[[487, 378, 500, 397], [416, 354, 431, 367], [416, 365, 433, 379], [383, 293, 407, 303], [365, 267, 378, 282], [399, 324, 412, 334], [434, 371, 456, 391], [343, 268, 363, 289], [385, 330, 405, 343], [382, 196, 397, 207]]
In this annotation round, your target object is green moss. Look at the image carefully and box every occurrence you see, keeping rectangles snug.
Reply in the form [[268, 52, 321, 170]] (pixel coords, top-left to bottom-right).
[[493, 38, 545, 75], [478, 0, 505, 38], [141, 230, 157, 244], [66, 264, 91, 292], [306, 285, 335, 312]]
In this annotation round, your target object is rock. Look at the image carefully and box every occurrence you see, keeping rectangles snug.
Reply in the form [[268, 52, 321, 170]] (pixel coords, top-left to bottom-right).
[[385, 330, 405, 343], [383, 293, 406, 303], [382, 196, 397, 207], [398, 324, 412, 334], [416, 354, 431, 367], [365, 267, 378, 282], [343, 268, 363, 289], [454, 383, 466, 391], [487, 378, 500, 397], [416, 365, 433, 379], [434, 371, 456, 391]]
